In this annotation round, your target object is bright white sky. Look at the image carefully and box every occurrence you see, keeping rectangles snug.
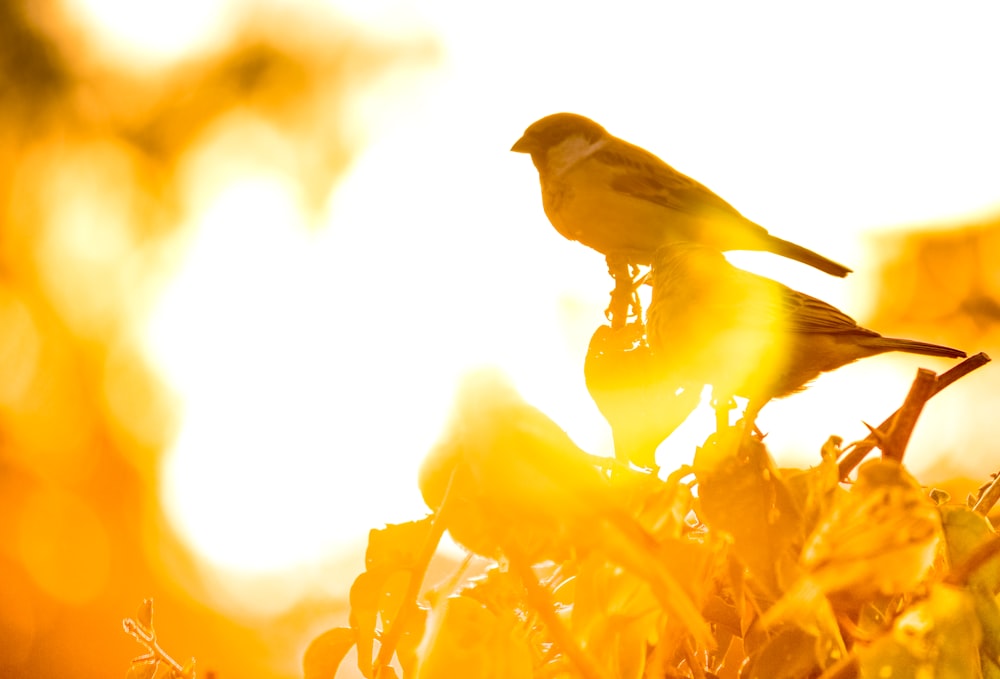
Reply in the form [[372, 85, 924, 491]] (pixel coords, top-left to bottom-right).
[[64, 0, 1000, 614]]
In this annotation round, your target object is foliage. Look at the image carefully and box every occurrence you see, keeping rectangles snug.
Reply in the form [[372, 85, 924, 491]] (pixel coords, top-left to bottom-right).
[[299, 348, 999, 679]]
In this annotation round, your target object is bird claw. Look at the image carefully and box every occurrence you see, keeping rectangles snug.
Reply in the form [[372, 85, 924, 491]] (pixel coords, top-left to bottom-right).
[[711, 397, 737, 432], [604, 254, 646, 327]]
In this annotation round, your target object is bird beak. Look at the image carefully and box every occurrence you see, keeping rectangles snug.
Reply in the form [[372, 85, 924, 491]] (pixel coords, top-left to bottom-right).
[[510, 135, 532, 153]]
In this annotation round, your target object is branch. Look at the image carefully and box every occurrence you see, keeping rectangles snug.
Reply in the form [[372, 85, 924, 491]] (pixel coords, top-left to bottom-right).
[[122, 617, 193, 679], [944, 535, 1000, 586], [880, 368, 936, 463], [507, 550, 609, 679], [838, 352, 991, 479], [373, 472, 452, 674], [973, 471, 1000, 516]]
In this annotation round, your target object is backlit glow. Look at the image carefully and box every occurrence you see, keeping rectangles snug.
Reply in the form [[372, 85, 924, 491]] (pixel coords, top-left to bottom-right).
[[133, 0, 1000, 606], [62, 0, 234, 66]]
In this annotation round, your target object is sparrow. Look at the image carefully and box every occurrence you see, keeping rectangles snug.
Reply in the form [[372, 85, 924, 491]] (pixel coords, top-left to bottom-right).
[[645, 242, 965, 426], [511, 113, 851, 277]]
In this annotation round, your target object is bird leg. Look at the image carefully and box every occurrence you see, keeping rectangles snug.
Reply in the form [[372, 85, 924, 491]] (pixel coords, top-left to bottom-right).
[[711, 394, 736, 433], [745, 400, 767, 436], [739, 400, 766, 450], [605, 253, 644, 329]]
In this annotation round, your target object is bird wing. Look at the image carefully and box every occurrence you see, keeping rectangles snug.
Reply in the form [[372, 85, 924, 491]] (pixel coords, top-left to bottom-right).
[[762, 278, 880, 337], [596, 139, 753, 223], [722, 263, 876, 336], [783, 293, 876, 335]]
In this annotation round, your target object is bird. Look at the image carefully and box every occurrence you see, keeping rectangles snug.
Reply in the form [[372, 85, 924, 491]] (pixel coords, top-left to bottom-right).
[[418, 368, 712, 646], [645, 242, 966, 428], [511, 112, 851, 277]]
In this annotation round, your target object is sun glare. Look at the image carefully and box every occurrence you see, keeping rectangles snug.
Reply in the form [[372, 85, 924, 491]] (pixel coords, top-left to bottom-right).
[[5, 1, 1000, 677], [147, 118, 459, 579], [61, 0, 238, 67], [132, 0, 1000, 617]]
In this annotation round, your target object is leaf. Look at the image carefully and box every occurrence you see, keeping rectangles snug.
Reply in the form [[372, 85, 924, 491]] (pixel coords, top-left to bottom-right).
[[415, 595, 532, 679], [378, 570, 413, 631], [695, 434, 802, 597], [985, 656, 1000, 679], [366, 518, 435, 573], [303, 627, 358, 679], [125, 660, 157, 679], [941, 505, 1000, 593], [461, 566, 531, 615], [783, 450, 841, 537], [748, 598, 847, 679], [350, 571, 381, 678], [750, 589, 847, 667], [350, 519, 439, 678], [572, 555, 659, 679], [971, 589, 1000, 668], [798, 460, 941, 603], [395, 606, 428, 679], [857, 585, 982, 679], [611, 467, 695, 541], [930, 488, 951, 505], [744, 626, 820, 679]]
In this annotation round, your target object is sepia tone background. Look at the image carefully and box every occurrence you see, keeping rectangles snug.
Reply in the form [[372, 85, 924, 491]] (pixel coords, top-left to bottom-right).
[[0, 1, 998, 677]]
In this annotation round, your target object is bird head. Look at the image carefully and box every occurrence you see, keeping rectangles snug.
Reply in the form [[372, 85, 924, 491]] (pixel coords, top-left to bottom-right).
[[511, 112, 608, 173]]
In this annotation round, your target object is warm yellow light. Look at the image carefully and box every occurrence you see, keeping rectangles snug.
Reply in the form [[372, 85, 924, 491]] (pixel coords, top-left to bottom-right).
[[16, 487, 110, 605], [62, 0, 234, 67], [137, 0, 999, 615], [150, 172, 382, 574], [0, 287, 40, 408]]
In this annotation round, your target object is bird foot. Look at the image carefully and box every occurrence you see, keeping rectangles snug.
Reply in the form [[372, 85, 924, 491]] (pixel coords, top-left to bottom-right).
[[711, 397, 737, 433], [604, 253, 645, 328]]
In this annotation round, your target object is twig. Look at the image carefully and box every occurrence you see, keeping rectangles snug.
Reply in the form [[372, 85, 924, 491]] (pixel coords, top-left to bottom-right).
[[838, 353, 991, 480], [973, 472, 1000, 516], [122, 618, 193, 679], [944, 535, 1000, 586], [373, 471, 453, 673], [880, 368, 937, 463], [681, 638, 707, 679], [507, 548, 609, 679]]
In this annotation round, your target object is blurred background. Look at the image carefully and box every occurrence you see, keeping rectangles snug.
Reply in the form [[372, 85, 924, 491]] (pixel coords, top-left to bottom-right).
[[0, 1, 998, 677]]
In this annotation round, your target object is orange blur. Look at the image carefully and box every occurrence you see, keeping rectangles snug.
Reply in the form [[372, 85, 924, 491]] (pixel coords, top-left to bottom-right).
[[0, 1, 998, 678]]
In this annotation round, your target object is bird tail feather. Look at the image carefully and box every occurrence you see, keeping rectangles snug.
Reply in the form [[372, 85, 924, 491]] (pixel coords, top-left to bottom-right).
[[871, 338, 966, 359], [764, 235, 852, 278]]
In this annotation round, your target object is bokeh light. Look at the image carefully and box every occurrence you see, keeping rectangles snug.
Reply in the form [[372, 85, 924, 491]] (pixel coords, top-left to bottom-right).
[[62, 0, 236, 67], [16, 486, 111, 605]]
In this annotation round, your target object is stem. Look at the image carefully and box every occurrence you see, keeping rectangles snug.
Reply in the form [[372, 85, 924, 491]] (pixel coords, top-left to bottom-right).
[[945, 535, 1000, 586], [508, 550, 609, 679], [373, 471, 452, 673], [880, 368, 936, 463], [122, 618, 192, 678], [838, 353, 991, 479]]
